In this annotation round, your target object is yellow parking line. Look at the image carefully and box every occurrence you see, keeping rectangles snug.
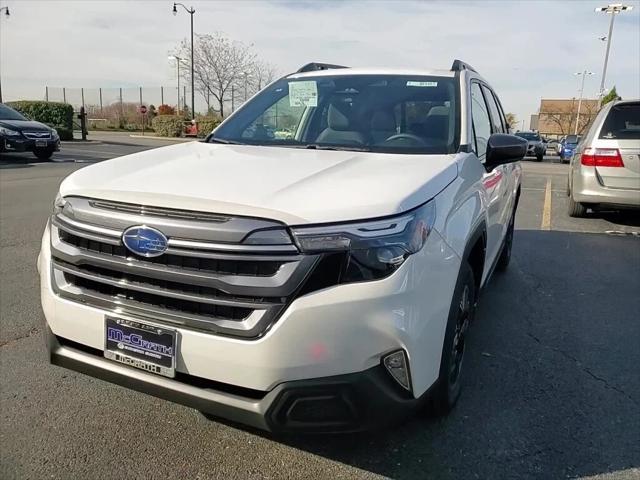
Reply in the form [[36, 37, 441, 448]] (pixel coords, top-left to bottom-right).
[[541, 178, 552, 231]]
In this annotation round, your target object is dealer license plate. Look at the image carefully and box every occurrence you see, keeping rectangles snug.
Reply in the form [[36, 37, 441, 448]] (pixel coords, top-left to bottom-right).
[[104, 317, 176, 378]]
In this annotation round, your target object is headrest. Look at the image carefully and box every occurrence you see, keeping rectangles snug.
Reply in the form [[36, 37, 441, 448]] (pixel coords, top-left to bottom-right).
[[428, 105, 450, 117], [327, 103, 353, 131]]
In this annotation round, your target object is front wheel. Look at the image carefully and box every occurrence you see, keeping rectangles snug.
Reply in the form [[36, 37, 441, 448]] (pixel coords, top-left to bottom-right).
[[34, 148, 54, 160], [429, 263, 476, 416], [536, 153, 543, 162]]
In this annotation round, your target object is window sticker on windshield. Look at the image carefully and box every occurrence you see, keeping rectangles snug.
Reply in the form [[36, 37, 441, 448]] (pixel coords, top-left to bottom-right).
[[289, 81, 318, 107], [407, 81, 438, 87]]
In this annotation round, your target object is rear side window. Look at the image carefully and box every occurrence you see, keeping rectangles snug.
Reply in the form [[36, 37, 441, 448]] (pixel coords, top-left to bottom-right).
[[599, 103, 640, 139], [481, 85, 504, 133], [470, 82, 492, 159]]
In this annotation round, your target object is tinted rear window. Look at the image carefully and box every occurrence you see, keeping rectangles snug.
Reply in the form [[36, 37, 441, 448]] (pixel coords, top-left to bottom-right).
[[565, 135, 579, 144], [599, 103, 640, 140]]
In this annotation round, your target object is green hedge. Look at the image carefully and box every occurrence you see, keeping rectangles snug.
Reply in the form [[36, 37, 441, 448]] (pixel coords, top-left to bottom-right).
[[197, 118, 222, 138], [152, 115, 183, 137], [7, 101, 74, 140]]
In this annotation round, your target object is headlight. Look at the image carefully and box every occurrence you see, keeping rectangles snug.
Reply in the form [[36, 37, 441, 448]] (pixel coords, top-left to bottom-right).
[[53, 192, 67, 215], [0, 126, 21, 137], [291, 201, 436, 282], [51, 128, 59, 139]]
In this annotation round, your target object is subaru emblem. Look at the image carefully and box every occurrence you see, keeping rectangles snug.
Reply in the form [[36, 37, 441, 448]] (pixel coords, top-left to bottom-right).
[[122, 226, 168, 257]]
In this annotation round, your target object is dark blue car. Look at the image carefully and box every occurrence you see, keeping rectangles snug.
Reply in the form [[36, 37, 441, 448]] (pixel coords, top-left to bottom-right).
[[559, 134, 581, 163]]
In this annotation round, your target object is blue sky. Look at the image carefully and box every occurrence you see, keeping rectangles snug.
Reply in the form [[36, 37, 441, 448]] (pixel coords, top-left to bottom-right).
[[1, 0, 639, 126]]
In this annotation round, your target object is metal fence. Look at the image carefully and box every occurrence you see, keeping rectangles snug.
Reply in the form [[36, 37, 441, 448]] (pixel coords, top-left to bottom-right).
[[45, 86, 186, 114]]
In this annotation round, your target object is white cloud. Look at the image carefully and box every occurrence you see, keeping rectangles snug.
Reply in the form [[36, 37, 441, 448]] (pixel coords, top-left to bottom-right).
[[1, 0, 638, 125]]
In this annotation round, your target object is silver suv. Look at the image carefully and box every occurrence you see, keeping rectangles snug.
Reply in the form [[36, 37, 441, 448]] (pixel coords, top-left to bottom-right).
[[568, 100, 640, 217]]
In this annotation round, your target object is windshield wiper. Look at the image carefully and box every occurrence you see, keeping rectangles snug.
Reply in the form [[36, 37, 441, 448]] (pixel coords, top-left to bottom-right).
[[208, 137, 243, 145], [304, 144, 371, 152]]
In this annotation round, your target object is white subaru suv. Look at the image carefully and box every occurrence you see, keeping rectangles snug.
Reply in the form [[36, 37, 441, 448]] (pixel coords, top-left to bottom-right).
[[39, 60, 526, 432]]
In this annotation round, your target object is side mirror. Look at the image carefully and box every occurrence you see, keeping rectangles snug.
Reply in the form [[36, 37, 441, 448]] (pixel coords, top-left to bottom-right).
[[485, 133, 527, 169]]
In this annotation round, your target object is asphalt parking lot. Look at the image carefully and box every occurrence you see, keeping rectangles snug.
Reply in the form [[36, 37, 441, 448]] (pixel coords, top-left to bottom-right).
[[1, 138, 639, 480]]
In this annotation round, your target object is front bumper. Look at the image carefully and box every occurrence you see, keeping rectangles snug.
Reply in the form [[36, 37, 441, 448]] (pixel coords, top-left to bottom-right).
[[39, 220, 460, 431], [573, 166, 640, 207], [2, 136, 60, 153], [47, 327, 421, 433]]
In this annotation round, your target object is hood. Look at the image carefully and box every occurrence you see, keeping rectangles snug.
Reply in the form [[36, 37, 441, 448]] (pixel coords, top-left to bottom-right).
[[60, 142, 458, 225], [0, 119, 52, 132]]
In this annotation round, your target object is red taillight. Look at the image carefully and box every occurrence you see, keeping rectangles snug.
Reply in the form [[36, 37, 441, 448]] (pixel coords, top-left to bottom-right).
[[581, 148, 624, 167]]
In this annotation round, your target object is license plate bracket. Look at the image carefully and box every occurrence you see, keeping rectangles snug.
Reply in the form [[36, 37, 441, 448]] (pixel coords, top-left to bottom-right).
[[104, 317, 177, 378]]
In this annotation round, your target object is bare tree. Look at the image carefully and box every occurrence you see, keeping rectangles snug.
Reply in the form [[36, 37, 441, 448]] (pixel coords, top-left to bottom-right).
[[540, 101, 599, 136], [249, 60, 278, 94], [176, 33, 256, 117], [505, 112, 517, 130]]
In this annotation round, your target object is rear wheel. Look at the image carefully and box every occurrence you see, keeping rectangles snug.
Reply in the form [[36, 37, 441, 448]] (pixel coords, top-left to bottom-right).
[[429, 263, 476, 416], [568, 192, 587, 217], [34, 148, 54, 160]]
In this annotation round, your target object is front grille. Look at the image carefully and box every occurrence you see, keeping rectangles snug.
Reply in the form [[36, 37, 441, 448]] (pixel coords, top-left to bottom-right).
[[59, 230, 282, 277], [23, 131, 52, 139], [50, 197, 319, 338]]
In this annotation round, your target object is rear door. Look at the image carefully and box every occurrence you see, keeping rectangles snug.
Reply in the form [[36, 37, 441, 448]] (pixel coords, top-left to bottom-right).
[[594, 102, 640, 190], [470, 82, 505, 269]]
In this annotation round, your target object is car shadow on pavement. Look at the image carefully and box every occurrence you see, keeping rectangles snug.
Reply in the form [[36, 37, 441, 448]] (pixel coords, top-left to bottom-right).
[[591, 209, 640, 228], [243, 229, 640, 480]]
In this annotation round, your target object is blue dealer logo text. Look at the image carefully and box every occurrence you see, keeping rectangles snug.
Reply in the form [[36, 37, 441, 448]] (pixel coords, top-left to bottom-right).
[[122, 226, 168, 257]]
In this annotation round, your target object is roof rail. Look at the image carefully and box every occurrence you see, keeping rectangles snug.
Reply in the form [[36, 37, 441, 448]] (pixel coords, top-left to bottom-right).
[[296, 62, 349, 73], [451, 59, 477, 73]]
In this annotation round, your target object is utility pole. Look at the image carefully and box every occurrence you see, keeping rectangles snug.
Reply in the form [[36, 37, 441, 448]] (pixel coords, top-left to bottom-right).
[[574, 70, 594, 135], [0, 6, 10, 103], [595, 3, 633, 105], [172, 3, 195, 119]]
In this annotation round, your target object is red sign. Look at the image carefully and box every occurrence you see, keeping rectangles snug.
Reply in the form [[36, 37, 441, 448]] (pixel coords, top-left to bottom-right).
[[139, 105, 148, 115]]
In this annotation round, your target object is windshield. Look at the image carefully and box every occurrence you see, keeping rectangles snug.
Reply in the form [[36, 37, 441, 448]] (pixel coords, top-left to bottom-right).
[[515, 132, 540, 141], [565, 135, 579, 144], [211, 74, 458, 154], [0, 104, 27, 121]]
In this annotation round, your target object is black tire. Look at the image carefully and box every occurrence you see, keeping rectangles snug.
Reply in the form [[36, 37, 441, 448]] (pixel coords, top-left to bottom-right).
[[568, 192, 587, 217], [536, 153, 543, 162], [34, 148, 54, 160], [496, 213, 514, 272], [429, 262, 476, 416]]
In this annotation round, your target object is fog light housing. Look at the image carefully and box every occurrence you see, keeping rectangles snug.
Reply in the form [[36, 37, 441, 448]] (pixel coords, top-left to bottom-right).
[[383, 350, 411, 391]]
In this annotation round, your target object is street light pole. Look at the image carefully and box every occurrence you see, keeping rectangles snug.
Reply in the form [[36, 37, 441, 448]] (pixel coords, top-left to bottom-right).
[[0, 6, 11, 103], [595, 3, 633, 105], [574, 70, 594, 135], [172, 3, 195, 119]]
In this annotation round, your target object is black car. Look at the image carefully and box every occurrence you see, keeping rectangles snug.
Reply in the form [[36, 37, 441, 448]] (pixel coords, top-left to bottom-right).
[[0, 104, 60, 160], [515, 131, 545, 162]]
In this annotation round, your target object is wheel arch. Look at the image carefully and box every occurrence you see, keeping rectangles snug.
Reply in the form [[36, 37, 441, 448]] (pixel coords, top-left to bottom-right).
[[460, 221, 487, 295]]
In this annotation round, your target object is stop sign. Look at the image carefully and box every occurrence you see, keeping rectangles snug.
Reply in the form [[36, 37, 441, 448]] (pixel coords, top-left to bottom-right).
[[139, 105, 148, 115]]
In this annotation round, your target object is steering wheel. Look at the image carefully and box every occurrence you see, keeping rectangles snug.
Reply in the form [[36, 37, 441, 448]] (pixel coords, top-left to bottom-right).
[[384, 133, 427, 145]]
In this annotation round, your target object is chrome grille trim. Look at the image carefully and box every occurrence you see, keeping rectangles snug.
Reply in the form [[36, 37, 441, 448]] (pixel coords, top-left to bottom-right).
[[23, 131, 52, 139], [89, 199, 233, 222], [52, 268, 268, 333], [52, 260, 281, 309], [49, 197, 318, 338]]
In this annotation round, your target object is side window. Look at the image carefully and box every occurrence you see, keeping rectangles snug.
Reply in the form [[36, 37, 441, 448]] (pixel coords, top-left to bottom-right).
[[481, 85, 504, 133], [470, 82, 492, 159], [493, 93, 509, 132]]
